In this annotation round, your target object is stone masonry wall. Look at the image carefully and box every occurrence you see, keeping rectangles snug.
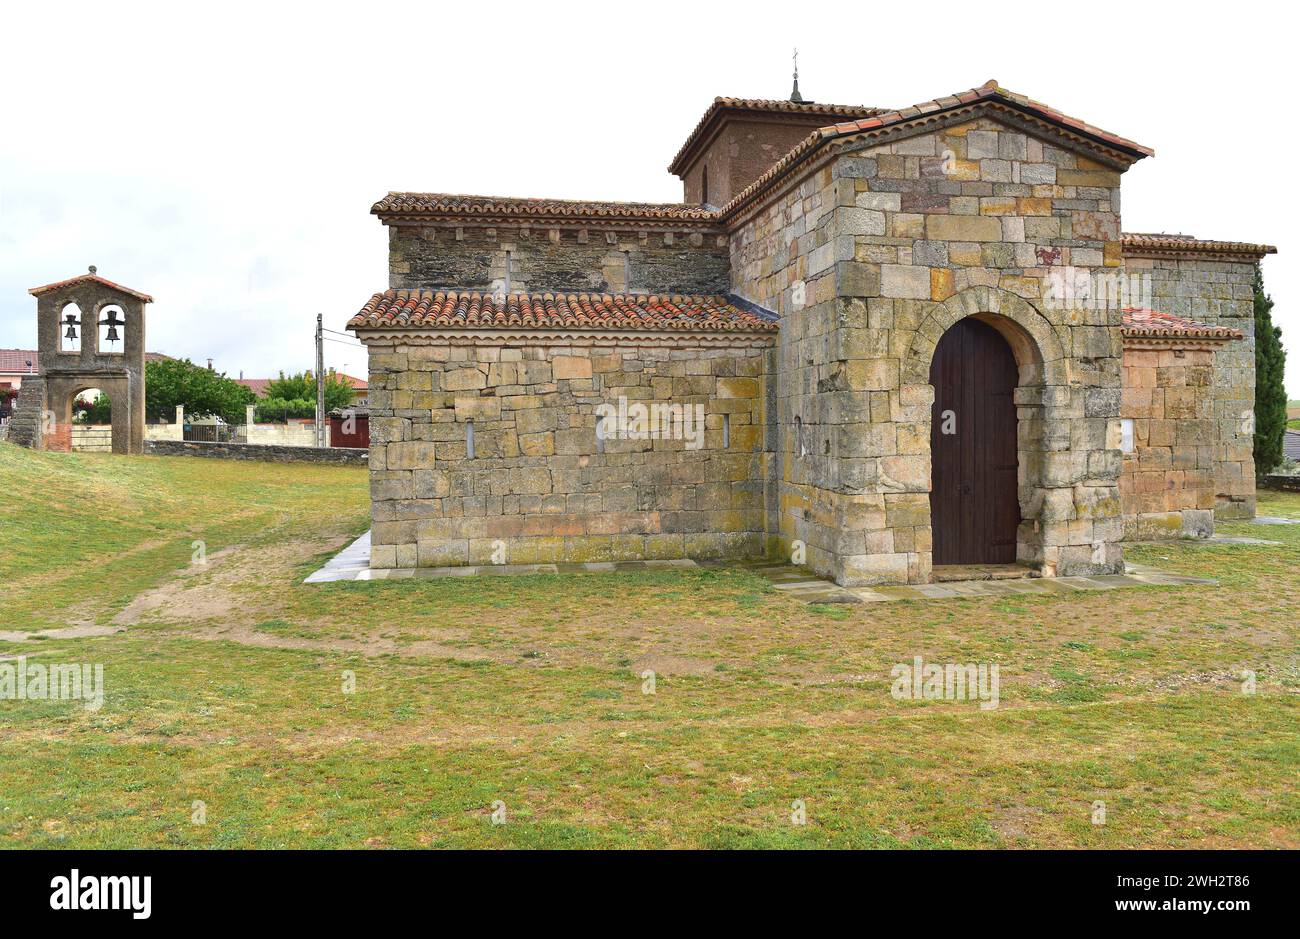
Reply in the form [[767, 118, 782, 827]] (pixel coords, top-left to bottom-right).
[[1119, 343, 1225, 539], [1123, 254, 1257, 518], [682, 117, 835, 208], [732, 116, 1130, 585], [729, 163, 848, 581], [364, 337, 771, 568], [389, 225, 730, 296]]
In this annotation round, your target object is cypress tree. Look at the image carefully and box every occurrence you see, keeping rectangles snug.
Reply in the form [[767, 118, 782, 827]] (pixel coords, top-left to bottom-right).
[[1252, 264, 1287, 473]]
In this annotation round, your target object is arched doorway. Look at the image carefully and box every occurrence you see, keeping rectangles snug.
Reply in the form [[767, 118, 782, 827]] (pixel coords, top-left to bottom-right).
[[929, 317, 1020, 565]]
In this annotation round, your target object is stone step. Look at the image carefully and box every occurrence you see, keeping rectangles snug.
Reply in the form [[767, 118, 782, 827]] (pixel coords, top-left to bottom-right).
[[932, 563, 1038, 583]]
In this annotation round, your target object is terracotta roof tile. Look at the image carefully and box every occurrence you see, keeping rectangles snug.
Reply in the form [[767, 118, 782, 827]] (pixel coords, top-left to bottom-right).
[[28, 273, 154, 303], [0, 349, 40, 373], [371, 193, 719, 226], [1121, 308, 1243, 340], [1121, 233, 1276, 259], [234, 378, 272, 397], [668, 96, 884, 175], [721, 79, 1153, 221], [348, 290, 778, 334], [0, 348, 172, 374]]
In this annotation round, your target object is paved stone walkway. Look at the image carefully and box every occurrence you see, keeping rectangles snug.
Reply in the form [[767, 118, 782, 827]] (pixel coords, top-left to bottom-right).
[[306, 530, 1216, 601], [736, 560, 1215, 604]]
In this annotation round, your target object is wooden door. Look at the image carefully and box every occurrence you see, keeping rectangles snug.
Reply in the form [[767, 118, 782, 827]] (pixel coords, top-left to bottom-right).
[[929, 318, 1020, 565]]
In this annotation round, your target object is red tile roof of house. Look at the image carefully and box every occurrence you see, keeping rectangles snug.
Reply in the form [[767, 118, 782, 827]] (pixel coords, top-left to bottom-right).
[[236, 373, 367, 398], [668, 96, 884, 176], [0, 349, 172, 373], [371, 193, 719, 226], [1121, 233, 1276, 260], [28, 272, 154, 303], [1121, 308, 1243, 340], [722, 79, 1153, 221], [348, 290, 779, 333], [335, 373, 368, 391], [0, 349, 41, 373], [234, 377, 272, 398]]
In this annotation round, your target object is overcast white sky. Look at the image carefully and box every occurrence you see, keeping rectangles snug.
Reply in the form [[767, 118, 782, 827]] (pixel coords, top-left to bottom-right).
[[1, 0, 1294, 392]]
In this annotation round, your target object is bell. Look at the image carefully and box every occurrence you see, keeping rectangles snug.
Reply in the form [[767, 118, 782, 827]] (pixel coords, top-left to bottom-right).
[[106, 325, 120, 343], [65, 324, 78, 340]]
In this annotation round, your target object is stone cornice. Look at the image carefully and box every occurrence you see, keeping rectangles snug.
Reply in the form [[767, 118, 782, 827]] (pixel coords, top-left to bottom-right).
[[1122, 336, 1239, 351]]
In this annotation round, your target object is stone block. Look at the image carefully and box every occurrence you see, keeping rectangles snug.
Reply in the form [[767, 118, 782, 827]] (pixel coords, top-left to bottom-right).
[[925, 214, 1003, 242], [553, 355, 592, 380], [881, 265, 932, 299]]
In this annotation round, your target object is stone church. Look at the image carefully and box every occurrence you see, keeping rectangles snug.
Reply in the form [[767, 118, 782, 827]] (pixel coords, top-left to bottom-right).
[[348, 79, 1275, 585]]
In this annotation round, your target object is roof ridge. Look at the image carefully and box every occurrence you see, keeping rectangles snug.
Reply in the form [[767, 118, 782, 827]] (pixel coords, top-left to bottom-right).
[[372, 192, 719, 224], [28, 272, 154, 303], [1121, 233, 1276, 257], [718, 79, 1154, 222], [668, 96, 884, 176]]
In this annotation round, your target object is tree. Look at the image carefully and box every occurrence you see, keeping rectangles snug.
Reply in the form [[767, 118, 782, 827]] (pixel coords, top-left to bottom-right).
[[145, 358, 257, 425], [263, 371, 355, 415], [1253, 264, 1288, 474], [77, 393, 112, 424], [254, 397, 316, 422]]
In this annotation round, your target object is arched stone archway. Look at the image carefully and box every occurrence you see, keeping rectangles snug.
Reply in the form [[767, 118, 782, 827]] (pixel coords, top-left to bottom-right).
[[9, 268, 152, 455], [902, 285, 1067, 386], [45, 375, 131, 453], [892, 286, 1124, 581]]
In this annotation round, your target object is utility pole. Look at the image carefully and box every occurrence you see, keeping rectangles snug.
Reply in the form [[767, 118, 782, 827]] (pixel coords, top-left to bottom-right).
[[315, 313, 326, 447]]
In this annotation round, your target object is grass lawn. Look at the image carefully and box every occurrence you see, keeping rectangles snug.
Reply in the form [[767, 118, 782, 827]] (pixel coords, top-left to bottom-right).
[[1, 442, 1296, 848]]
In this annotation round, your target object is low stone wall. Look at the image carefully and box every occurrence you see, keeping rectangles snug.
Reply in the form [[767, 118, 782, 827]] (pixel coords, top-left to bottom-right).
[[71, 424, 113, 452], [236, 421, 320, 446], [1260, 474, 1300, 493], [145, 422, 183, 441], [146, 439, 367, 465]]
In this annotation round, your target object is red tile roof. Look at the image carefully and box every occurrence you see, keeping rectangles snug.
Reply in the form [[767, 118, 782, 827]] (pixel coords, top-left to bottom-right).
[[0, 349, 172, 373], [0, 349, 40, 373], [371, 193, 719, 227], [1121, 308, 1243, 340], [28, 272, 154, 303], [1121, 233, 1276, 260], [668, 96, 884, 176], [234, 377, 272, 398], [348, 290, 778, 333], [722, 79, 1153, 221], [237, 373, 367, 397]]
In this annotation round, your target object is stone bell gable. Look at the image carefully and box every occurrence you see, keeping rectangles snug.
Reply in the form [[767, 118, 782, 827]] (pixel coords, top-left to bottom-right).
[[350, 79, 1276, 585], [10, 268, 153, 455]]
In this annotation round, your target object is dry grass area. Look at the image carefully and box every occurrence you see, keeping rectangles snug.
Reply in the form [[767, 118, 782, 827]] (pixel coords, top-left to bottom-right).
[[0, 444, 1296, 848]]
